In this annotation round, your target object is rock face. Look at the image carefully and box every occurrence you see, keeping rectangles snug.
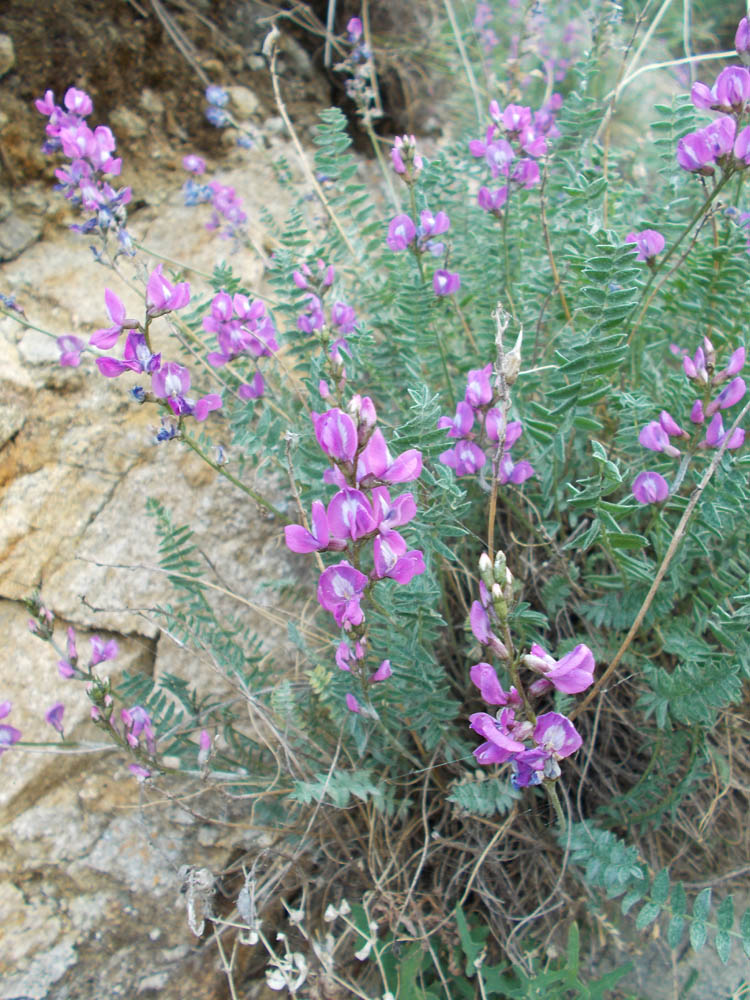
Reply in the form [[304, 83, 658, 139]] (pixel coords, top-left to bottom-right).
[[0, 138, 309, 997]]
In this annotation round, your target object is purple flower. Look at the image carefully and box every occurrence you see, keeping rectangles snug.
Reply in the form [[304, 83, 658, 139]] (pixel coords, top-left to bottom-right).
[[57, 334, 85, 367], [146, 265, 190, 316], [317, 561, 369, 628], [625, 229, 665, 262], [465, 363, 493, 407], [690, 81, 715, 111], [469, 709, 529, 759], [345, 693, 361, 713], [122, 704, 156, 754], [0, 701, 22, 755], [470, 662, 519, 705], [433, 270, 461, 296], [706, 376, 746, 417], [437, 400, 475, 438], [511, 158, 540, 188], [737, 16, 750, 62], [714, 67, 750, 110], [391, 134, 423, 177], [285, 500, 332, 553], [639, 421, 681, 456], [477, 185, 508, 215], [336, 638, 365, 671], [372, 534, 425, 584], [676, 131, 715, 174], [238, 373, 265, 400], [386, 214, 416, 251], [347, 17, 363, 42], [90, 288, 130, 350], [533, 712, 582, 758], [714, 347, 746, 383], [90, 635, 119, 665], [182, 154, 206, 174], [45, 702, 65, 735], [469, 601, 509, 659], [356, 429, 422, 486], [331, 301, 357, 334], [701, 413, 745, 450], [151, 361, 189, 399], [198, 729, 211, 766], [523, 643, 595, 694], [371, 660, 392, 682], [129, 763, 151, 781], [511, 747, 549, 786], [632, 470, 669, 504], [371, 486, 417, 532], [704, 116, 737, 161], [439, 439, 486, 476], [312, 408, 358, 464], [96, 332, 160, 378], [327, 488, 377, 541], [205, 85, 229, 107], [0, 722, 22, 756]]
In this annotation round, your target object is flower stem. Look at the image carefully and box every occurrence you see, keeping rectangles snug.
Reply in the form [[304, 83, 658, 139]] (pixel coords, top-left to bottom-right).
[[180, 431, 287, 521]]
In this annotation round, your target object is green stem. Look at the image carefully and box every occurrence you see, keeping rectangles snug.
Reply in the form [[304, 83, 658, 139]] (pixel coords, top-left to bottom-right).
[[501, 196, 517, 321], [625, 172, 732, 340], [181, 432, 287, 521], [545, 781, 566, 831]]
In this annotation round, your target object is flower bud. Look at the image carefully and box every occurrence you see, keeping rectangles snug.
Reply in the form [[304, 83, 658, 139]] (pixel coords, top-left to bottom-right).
[[479, 552, 494, 590], [493, 549, 507, 583]]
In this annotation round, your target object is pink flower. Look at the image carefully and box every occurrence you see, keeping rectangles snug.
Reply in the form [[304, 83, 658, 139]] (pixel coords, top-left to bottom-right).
[[285, 500, 331, 553], [470, 662, 519, 705], [45, 702, 65, 735], [312, 408, 358, 464], [632, 470, 669, 504], [736, 17, 750, 62], [625, 229, 665, 262], [371, 660, 392, 682], [57, 335, 85, 367], [523, 642, 595, 694], [90, 635, 119, 665], [182, 154, 206, 174], [146, 265, 191, 316], [90, 288, 130, 350], [345, 693, 361, 713], [317, 561, 369, 628], [533, 712, 582, 758], [356, 429, 422, 486], [386, 214, 416, 251], [433, 270, 461, 296]]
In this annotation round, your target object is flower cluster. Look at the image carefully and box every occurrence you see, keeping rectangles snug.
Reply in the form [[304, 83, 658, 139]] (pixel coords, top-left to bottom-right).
[[58, 629, 119, 680], [285, 395, 424, 711], [473, 2, 499, 55], [205, 84, 231, 128], [386, 205, 461, 297], [438, 363, 534, 482], [678, 23, 750, 178], [204, 290, 278, 399], [390, 134, 423, 183], [35, 88, 133, 253], [180, 157, 250, 243], [468, 551, 595, 787], [469, 97, 561, 214], [89, 265, 222, 426], [632, 339, 746, 504], [293, 260, 357, 398]]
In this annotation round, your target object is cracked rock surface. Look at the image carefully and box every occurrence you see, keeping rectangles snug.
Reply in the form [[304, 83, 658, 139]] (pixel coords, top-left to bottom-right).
[[0, 141, 306, 999]]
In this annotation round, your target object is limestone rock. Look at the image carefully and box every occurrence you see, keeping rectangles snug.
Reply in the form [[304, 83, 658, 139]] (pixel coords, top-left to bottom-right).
[[0, 34, 15, 78]]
